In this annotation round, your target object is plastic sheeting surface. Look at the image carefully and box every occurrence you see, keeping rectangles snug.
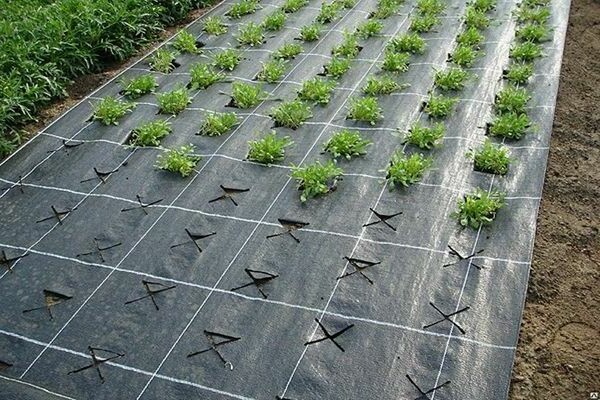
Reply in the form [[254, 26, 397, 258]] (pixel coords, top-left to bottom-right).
[[0, 0, 570, 398]]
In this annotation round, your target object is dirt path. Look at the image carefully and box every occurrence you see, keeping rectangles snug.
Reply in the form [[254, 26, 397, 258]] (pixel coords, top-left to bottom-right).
[[509, 0, 600, 398]]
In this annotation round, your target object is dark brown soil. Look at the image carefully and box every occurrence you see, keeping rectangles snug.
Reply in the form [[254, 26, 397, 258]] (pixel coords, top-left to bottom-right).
[[509, 0, 600, 398]]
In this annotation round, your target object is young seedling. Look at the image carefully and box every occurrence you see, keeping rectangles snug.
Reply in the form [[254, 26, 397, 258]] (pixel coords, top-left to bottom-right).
[[226, 0, 260, 19], [416, 0, 446, 15], [424, 94, 457, 118], [298, 77, 336, 105], [156, 86, 191, 115], [323, 129, 371, 160], [236, 22, 265, 46], [494, 86, 531, 114], [256, 59, 288, 83], [388, 33, 426, 54], [130, 120, 172, 146], [173, 30, 201, 54], [382, 50, 410, 73], [516, 23, 551, 43], [189, 63, 225, 90], [120, 75, 158, 99], [203, 16, 228, 36], [356, 20, 384, 38], [503, 63, 534, 85], [291, 161, 344, 202], [370, 3, 397, 19], [466, 139, 510, 175], [150, 49, 178, 73], [299, 24, 322, 41], [273, 42, 303, 59], [323, 57, 352, 78], [213, 49, 242, 71], [409, 14, 440, 33], [464, 6, 490, 29], [156, 144, 200, 177], [450, 44, 479, 67], [385, 151, 432, 189], [487, 112, 531, 139], [270, 100, 313, 129], [247, 131, 293, 164], [92, 97, 135, 125], [262, 10, 287, 31], [317, 1, 343, 23], [516, 6, 551, 24], [471, 0, 496, 12], [362, 75, 407, 95], [336, 0, 357, 8], [347, 96, 383, 125], [457, 26, 485, 47], [434, 68, 470, 91], [331, 32, 361, 58], [510, 42, 543, 62], [229, 82, 268, 108], [281, 0, 309, 13], [403, 122, 445, 149], [199, 112, 239, 136], [452, 188, 506, 229]]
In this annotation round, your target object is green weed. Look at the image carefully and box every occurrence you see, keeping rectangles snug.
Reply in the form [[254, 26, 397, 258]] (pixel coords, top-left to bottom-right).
[[467, 139, 510, 175], [347, 96, 383, 125], [317, 1, 343, 23], [199, 112, 239, 136], [332, 32, 361, 58], [203, 16, 228, 36], [388, 33, 426, 54], [356, 20, 384, 38], [173, 30, 200, 54], [91, 96, 135, 125], [247, 131, 293, 164], [270, 100, 313, 129], [457, 26, 485, 46], [213, 49, 242, 71], [281, 0, 309, 13], [503, 63, 534, 85], [291, 160, 344, 202], [323, 57, 352, 78], [298, 77, 336, 105], [150, 49, 178, 73], [236, 22, 265, 46], [226, 0, 260, 19], [410, 14, 440, 33], [434, 68, 470, 91], [324, 129, 371, 159], [488, 112, 531, 139], [336, 0, 357, 8], [452, 188, 505, 229], [424, 94, 457, 118], [464, 6, 490, 29], [299, 24, 322, 41], [450, 44, 479, 67], [156, 86, 191, 115], [263, 10, 287, 31], [416, 0, 446, 15], [382, 50, 410, 73], [189, 63, 225, 90], [495, 86, 531, 114], [516, 23, 550, 43], [120, 75, 158, 99], [155, 144, 200, 177], [510, 42, 543, 62], [362, 75, 408, 95], [516, 6, 551, 24], [385, 151, 432, 189], [274, 42, 303, 59], [230, 82, 268, 108], [256, 59, 288, 83], [404, 122, 445, 149], [130, 120, 171, 146], [471, 0, 496, 12]]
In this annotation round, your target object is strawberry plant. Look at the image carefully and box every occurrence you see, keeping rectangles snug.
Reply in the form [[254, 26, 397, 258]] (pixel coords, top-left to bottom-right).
[[410, 14, 440, 33], [324, 129, 371, 159], [385, 151, 432, 189], [130, 120, 171, 146], [257, 59, 288, 83], [291, 161, 344, 202], [331, 31, 361, 58], [156, 144, 200, 177], [173, 30, 201, 54], [503, 63, 534, 85], [404, 122, 445, 149], [510, 42, 543, 62], [317, 1, 343, 23], [516, 23, 550, 43], [467, 139, 510, 175], [213, 49, 242, 71], [495, 86, 531, 114], [274, 42, 303, 59], [247, 132, 293, 164], [487, 112, 531, 139], [298, 77, 336, 105], [121, 75, 158, 99], [299, 24, 321, 41], [424, 94, 457, 118], [236, 22, 265, 46], [199, 112, 239, 136], [230, 82, 268, 108], [452, 188, 505, 229], [456, 26, 485, 47], [226, 0, 260, 19], [150, 49, 178, 73], [416, 0, 446, 15], [362, 75, 408, 95], [281, 0, 309, 13], [92, 96, 135, 125], [270, 100, 313, 129], [356, 20, 384, 38], [157, 86, 191, 115], [189, 63, 225, 90], [388, 33, 426, 54], [347, 96, 383, 125], [450, 44, 479, 67], [203, 16, 228, 36], [464, 6, 490, 29], [382, 50, 410, 73], [323, 57, 351, 78], [262, 10, 287, 31], [434, 68, 470, 91]]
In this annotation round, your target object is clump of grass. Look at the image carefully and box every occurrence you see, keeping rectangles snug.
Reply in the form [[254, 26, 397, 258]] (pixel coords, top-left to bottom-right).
[[230, 82, 268, 108], [324, 129, 371, 159], [410, 14, 440, 33], [450, 44, 479, 67], [503, 63, 534, 85], [347, 96, 383, 125], [317, 1, 343, 23], [424, 94, 457, 118], [247, 132, 293, 164], [173, 30, 201, 54], [404, 122, 445, 149], [199, 112, 239, 136], [370, 0, 402, 19], [299, 24, 322, 41], [226, 0, 260, 19], [291, 161, 344, 202], [457, 26, 485, 46], [516, 6, 551, 24], [189, 63, 225, 90], [156, 144, 200, 177], [150, 49, 178, 73], [256, 59, 288, 83], [382, 50, 410, 73], [467, 139, 510, 175], [385, 151, 432, 189], [281, 0, 309, 13], [356, 20, 384, 38], [434, 68, 470, 91], [388, 33, 426, 54], [516, 23, 550, 42], [203, 16, 228, 36], [362, 75, 407, 95], [121, 75, 158, 99], [323, 57, 351, 78], [156, 86, 191, 115], [92, 96, 135, 125], [452, 188, 505, 229], [487, 112, 531, 139], [332, 32, 361, 58], [213, 49, 242, 71], [336, 0, 357, 8], [510, 42, 543, 62], [270, 100, 313, 129], [495, 86, 531, 114], [274, 42, 303, 59], [471, 0, 496, 12], [416, 0, 446, 15], [298, 77, 336, 105], [236, 22, 265, 47], [130, 120, 171, 146], [263, 10, 287, 31], [464, 6, 490, 29]]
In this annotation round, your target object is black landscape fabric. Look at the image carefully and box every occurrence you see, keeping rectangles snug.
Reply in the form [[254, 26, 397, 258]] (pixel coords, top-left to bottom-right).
[[0, 0, 569, 398]]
